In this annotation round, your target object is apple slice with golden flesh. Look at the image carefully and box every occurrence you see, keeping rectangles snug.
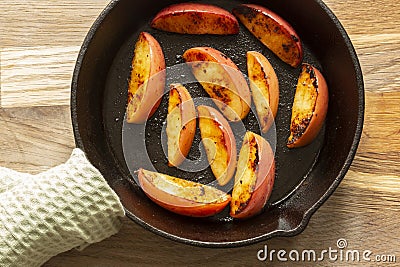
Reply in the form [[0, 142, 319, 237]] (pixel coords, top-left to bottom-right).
[[197, 105, 237, 186], [287, 63, 329, 148], [247, 51, 279, 133], [183, 47, 251, 121], [233, 4, 303, 67], [126, 32, 166, 123], [166, 83, 196, 167], [230, 131, 275, 219], [137, 169, 231, 217], [151, 3, 239, 35]]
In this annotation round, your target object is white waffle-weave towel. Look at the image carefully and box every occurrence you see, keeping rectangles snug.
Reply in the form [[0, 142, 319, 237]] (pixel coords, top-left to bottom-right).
[[0, 148, 125, 266]]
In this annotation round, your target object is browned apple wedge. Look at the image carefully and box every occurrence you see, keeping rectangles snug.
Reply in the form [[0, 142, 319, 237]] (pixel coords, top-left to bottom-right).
[[137, 169, 231, 217], [126, 32, 166, 123], [151, 3, 239, 35], [166, 83, 196, 167], [233, 4, 303, 67], [287, 63, 329, 148], [197, 105, 237, 186], [230, 131, 275, 219], [183, 47, 251, 121], [247, 51, 279, 133]]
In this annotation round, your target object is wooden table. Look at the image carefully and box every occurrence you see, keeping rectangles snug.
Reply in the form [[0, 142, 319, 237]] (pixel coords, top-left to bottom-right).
[[1, 0, 399, 266]]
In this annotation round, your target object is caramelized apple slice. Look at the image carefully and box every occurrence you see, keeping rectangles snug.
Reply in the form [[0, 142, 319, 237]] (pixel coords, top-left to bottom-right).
[[183, 47, 251, 121], [166, 84, 196, 167], [151, 3, 239, 35], [233, 4, 303, 67], [247, 51, 279, 133], [126, 32, 165, 123], [230, 131, 275, 219], [287, 63, 329, 148], [137, 169, 231, 217], [197, 105, 237, 186]]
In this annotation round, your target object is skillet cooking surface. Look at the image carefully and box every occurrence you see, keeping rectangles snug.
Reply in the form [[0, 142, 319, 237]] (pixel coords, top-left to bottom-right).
[[104, 0, 324, 207], [72, 0, 364, 246]]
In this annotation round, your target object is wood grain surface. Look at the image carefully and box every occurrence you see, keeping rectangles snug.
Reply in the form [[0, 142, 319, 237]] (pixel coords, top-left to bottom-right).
[[1, 0, 399, 266]]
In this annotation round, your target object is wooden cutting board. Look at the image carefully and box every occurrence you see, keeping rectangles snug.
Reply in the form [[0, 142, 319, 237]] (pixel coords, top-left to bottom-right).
[[1, 0, 399, 266]]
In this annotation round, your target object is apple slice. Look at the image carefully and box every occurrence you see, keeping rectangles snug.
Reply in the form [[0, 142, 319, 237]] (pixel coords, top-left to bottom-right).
[[247, 51, 279, 133], [197, 105, 237, 186], [287, 63, 328, 148], [230, 131, 275, 219], [126, 32, 166, 123], [151, 3, 239, 35], [233, 4, 303, 67], [137, 169, 231, 217], [166, 83, 196, 167], [183, 47, 251, 121]]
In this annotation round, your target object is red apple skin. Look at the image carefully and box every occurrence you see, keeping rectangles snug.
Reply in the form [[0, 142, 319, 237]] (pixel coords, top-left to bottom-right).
[[137, 169, 231, 217], [151, 3, 239, 35]]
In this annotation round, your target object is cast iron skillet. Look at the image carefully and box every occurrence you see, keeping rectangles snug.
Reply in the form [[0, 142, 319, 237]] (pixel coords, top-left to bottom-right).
[[71, 0, 364, 247]]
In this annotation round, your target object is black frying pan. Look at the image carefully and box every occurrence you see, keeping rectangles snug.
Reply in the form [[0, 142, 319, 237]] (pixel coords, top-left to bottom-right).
[[71, 0, 364, 247]]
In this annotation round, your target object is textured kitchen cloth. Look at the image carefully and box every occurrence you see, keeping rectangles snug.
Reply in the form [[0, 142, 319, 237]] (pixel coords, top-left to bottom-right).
[[0, 148, 125, 267]]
